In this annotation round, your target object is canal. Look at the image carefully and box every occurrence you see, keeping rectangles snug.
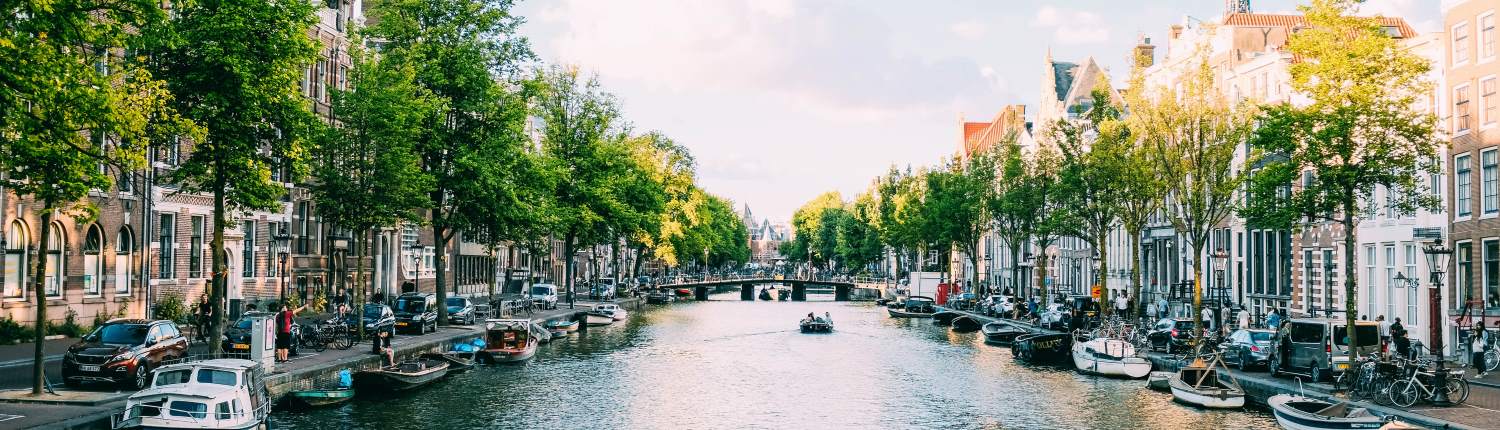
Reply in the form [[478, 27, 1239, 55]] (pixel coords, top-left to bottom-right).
[[270, 294, 1278, 429]]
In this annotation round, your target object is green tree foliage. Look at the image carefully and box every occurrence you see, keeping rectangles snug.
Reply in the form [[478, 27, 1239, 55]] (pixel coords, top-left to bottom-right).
[[991, 141, 1062, 302], [368, 0, 533, 322], [1117, 58, 1169, 320], [787, 191, 844, 268], [922, 153, 999, 293], [1050, 80, 1128, 314], [151, 0, 318, 354], [625, 132, 695, 274], [1242, 0, 1441, 353]]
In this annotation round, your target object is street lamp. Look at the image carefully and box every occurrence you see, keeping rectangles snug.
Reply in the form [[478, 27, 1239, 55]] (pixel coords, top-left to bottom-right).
[[1212, 248, 1229, 330], [1422, 240, 1454, 406], [273, 229, 291, 302], [1021, 252, 1035, 299], [331, 233, 350, 301]]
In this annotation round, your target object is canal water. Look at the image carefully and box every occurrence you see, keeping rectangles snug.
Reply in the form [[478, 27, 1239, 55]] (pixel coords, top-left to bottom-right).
[[271, 294, 1277, 429]]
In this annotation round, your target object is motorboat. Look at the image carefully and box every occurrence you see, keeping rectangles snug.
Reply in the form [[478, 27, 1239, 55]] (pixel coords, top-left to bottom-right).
[[544, 319, 580, 333], [1146, 371, 1174, 391], [800, 313, 833, 333], [1011, 332, 1072, 364], [1267, 394, 1391, 430], [113, 358, 270, 430], [646, 290, 673, 304], [283, 387, 353, 408], [1070, 336, 1152, 378], [888, 296, 936, 318], [951, 316, 982, 333], [932, 311, 963, 326], [584, 312, 614, 326], [594, 303, 628, 321], [477, 319, 539, 364], [353, 358, 449, 392], [674, 288, 694, 297], [981, 321, 1027, 345], [1169, 357, 1245, 409], [419, 352, 475, 373]]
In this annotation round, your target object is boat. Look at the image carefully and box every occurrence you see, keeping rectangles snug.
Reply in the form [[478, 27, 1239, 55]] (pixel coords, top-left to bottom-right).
[[1267, 394, 1390, 430], [675, 288, 693, 297], [951, 316, 982, 333], [887, 296, 937, 318], [529, 322, 553, 344], [284, 387, 354, 408], [113, 358, 271, 429], [584, 312, 614, 326], [419, 352, 475, 373], [800, 313, 833, 333], [594, 303, 628, 321], [646, 290, 673, 304], [1070, 337, 1152, 378], [476, 319, 539, 364], [981, 321, 1027, 345], [353, 358, 449, 392], [759, 288, 773, 301], [1011, 332, 1072, 364], [544, 319, 580, 333], [1169, 357, 1245, 409], [777, 288, 790, 301], [1146, 371, 1174, 391], [932, 311, 963, 326]]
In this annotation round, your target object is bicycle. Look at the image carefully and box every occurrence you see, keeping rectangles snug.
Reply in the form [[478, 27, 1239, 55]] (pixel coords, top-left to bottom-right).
[[317, 318, 356, 350], [298, 324, 327, 353], [1389, 360, 1469, 407]]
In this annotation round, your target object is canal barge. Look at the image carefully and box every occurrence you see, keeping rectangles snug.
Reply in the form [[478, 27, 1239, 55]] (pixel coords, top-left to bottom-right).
[[1012, 332, 1072, 363]]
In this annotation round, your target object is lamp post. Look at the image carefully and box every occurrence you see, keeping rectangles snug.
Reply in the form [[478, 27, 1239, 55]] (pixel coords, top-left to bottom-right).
[[1212, 248, 1229, 330], [1422, 241, 1453, 406], [331, 234, 350, 301], [273, 230, 290, 302], [1021, 252, 1034, 300]]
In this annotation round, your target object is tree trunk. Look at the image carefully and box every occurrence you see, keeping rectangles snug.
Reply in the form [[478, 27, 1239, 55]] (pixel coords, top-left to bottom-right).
[[610, 236, 620, 283], [1344, 197, 1360, 359], [1129, 228, 1143, 321], [1097, 232, 1109, 318], [433, 223, 449, 326], [966, 241, 981, 297], [30, 204, 53, 395], [1008, 243, 1021, 300], [564, 234, 576, 309], [1037, 253, 1050, 306], [1191, 246, 1204, 339], [210, 177, 228, 355], [632, 245, 645, 279]]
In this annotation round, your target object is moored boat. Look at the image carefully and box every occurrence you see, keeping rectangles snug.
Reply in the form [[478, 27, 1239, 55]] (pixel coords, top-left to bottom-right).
[[887, 296, 937, 318], [584, 312, 614, 326], [951, 316, 982, 333], [1011, 332, 1072, 363], [777, 288, 790, 301], [1071, 337, 1152, 378], [1267, 394, 1390, 430], [646, 290, 673, 304], [932, 311, 963, 326], [477, 319, 539, 364], [759, 288, 773, 301], [675, 288, 693, 297], [594, 303, 628, 321], [1169, 357, 1245, 409], [113, 358, 271, 430], [354, 358, 449, 392], [545, 319, 580, 332], [284, 387, 354, 408], [981, 321, 1027, 345], [799, 312, 833, 333], [1146, 371, 1174, 391], [420, 352, 476, 373]]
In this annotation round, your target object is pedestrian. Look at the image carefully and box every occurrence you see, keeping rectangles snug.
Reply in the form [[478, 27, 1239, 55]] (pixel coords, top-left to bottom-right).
[[1391, 318, 1410, 358], [1237, 306, 1251, 330], [1157, 297, 1169, 320], [1201, 306, 1214, 333], [195, 295, 212, 343], [1473, 321, 1491, 377], [1266, 309, 1281, 331], [1376, 315, 1389, 350], [276, 302, 308, 363], [1114, 292, 1129, 319]]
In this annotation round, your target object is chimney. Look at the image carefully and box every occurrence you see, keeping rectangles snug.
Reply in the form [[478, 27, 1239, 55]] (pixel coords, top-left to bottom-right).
[[1170, 24, 1184, 40], [1134, 34, 1156, 68]]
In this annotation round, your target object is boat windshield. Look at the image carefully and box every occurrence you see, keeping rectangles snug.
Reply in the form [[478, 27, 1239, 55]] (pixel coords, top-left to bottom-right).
[[155, 369, 192, 386], [88, 323, 149, 345], [196, 369, 237, 386], [167, 400, 207, 419]]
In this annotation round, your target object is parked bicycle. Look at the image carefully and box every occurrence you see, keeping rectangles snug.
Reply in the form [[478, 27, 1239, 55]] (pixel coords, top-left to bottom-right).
[[316, 318, 356, 350], [1388, 358, 1469, 407]]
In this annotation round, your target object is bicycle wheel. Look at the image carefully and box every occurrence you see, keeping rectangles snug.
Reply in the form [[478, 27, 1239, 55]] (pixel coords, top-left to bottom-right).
[[1446, 377, 1470, 405], [333, 327, 355, 350], [1389, 379, 1420, 408], [304, 328, 327, 352], [1486, 350, 1499, 372]]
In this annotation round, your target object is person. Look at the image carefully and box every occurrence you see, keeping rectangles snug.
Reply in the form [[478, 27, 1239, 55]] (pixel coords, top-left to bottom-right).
[[1237, 306, 1251, 330], [372, 328, 395, 366], [1473, 321, 1490, 377], [1266, 309, 1281, 330], [1157, 297, 1169, 319], [195, 295, 212, 343], [275, 302, 308, 363], [1201, 306, 1214, 332], [1376, 315, 1389, 349], [1114, 292, 1129, 318], [1391, 317, 1410, 358]]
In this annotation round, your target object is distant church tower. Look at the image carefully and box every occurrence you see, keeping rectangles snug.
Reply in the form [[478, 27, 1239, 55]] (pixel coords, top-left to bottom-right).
[[1226, 0, 1251, 14]]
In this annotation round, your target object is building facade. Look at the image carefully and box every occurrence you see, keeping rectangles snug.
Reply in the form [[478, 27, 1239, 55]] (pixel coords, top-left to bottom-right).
[[1447, 0, 1500, 348]]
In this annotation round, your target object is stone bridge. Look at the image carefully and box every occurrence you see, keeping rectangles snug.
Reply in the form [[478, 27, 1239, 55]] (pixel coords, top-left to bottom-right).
[[655, 278, 879, 301]]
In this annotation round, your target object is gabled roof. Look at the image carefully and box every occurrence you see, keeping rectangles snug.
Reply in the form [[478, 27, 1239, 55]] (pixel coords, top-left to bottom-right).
[[1222, 13, 1416, 39], [1051, 62, 1079, 102], [963, 122, 990, 142]]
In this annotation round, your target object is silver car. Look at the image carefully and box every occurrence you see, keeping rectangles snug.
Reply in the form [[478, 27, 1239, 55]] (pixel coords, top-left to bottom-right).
[[1269, 318, 1381, 382], [530, 284, 559, 310]]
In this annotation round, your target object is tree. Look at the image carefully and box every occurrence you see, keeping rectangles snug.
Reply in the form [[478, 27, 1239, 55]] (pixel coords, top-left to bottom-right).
[[992, 141, 1061, 303], [629, 133, 695, 275], [311, 41, 434, 337], [368, 0, 533, 324], [1117, 58, 1168, 320], [1050, 81, 1127, 315], [1133, 58, 1255, 339], [922, 153, 998, 295], [2, 0, 196, 394], [152, 0, 319, 354], [1242, 0, 1441, 356], [788, 191, 844, 271]]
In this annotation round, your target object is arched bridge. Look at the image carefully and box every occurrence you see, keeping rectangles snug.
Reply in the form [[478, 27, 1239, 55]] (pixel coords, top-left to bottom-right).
[[656, 278, 871, 301]]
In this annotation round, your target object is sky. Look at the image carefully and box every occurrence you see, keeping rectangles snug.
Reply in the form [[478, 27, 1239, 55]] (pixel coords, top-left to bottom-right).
[[512, 0, 1442, 223]]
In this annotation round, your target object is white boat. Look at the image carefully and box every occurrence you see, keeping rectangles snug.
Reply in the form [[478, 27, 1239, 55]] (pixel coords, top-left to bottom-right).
[[1146, 371, 1174, 391], [1071, 337, 1152, 378], [594, 303, 628, 321], [113, 358, 270, 430], [1267, 394, 1389, 430], [1169, 358, 1245, 409], [478, 319, 538, 364]]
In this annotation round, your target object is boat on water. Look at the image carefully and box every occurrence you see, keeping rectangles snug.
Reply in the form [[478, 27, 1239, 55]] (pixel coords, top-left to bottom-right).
[[800, 312, 833, 333], [584, 312, 614, 326], [1267, 394, 1393, 430], [646, 290, 673, 304], [759, 288, 773, 301], [113, 358, 271, 430], [420, 352, 476, 373], [1012, 332, 1072, 363], [932, 311, 963, 326], [1146, 371, 1174, 391], [594, 303, 628, 321], [545, 319, 580, 333], [777, 288, 790, 301], [1070, 336, 1152, 378], [354, 358, 449, 392], [674, 288, 694, 297], [950, 316, 982, 333], [529, 322, 553, 344], [284, 387, 354, 408], [477, 319, 539, 364], [1169, 356, 1245, 409], [888, 296, 937, 318], [981, 321, 1028, 345]]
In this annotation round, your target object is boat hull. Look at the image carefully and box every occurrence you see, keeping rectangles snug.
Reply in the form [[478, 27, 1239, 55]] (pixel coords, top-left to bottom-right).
[[420, 352, 475, 373], [1168, 373, 1245, 409], [1071, 339, 1151, 378], [479, 342, 538, 364], [800, 322, 832, 333], [354, 360, 449, 392], [1268, 395, 1386, 430], [888, 308, 935, 318], [932, 311, 962, 325], [981, 322, 1026, 345], [1012, 333, 1072, 363], [1146, 371, 1174, 391], [545, 320, 580, 332], [585, 313, 614, 326], [285, 389, 355, 408], [951, 316, 982, 333]]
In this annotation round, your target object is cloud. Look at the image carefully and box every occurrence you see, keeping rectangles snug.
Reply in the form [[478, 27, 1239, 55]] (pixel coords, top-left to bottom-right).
[[1032, 6, 1110, 45], [1356, 0, 1439, 32], [529, 0, 1002, 122], [949, 20, 987, 40]]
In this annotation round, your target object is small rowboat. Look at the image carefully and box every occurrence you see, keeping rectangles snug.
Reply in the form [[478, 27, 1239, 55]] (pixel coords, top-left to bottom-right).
[[545, 319, 580, 332], [800, 313, 833, 333], [1146, 371, 1174, 391], [932, 311, 963, 326], [354, 359, 449, 392], [1268, 394, 1391, 430], [951, 316, 982, 333], [981, 321, 1027, 345], [420, 352, 475, 373], [1169, 357, 1245, 409], [284, 388, 355, 408]]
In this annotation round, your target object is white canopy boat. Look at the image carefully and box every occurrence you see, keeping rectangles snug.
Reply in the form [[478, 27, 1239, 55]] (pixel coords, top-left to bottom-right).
[[113, 358, 270, 430], [1071, 336, 1152, 378]]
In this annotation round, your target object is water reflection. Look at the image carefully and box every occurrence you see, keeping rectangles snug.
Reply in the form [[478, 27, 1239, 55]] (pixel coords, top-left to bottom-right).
[[272, 295, 1276, 429]]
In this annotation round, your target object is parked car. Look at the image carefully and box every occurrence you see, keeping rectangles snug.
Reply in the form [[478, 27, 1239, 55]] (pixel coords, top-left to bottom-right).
[[530, 283, 560, 310], [1268, 317, 1381, 382], [62, 319, 189, 389], [982, 295, 1017, 316], [446, 297, 476, 325], [221, 311, 303, 355], [1145, 318, 1197, 353], [1219, 328, 1276, 370], [393, 293, 438, 334], [590, 281, 616, 301], [345, 303, 396, 337]]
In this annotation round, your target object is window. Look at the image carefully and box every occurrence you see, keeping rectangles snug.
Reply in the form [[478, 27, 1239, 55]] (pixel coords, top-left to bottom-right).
[[215, 402, 231, 421], [1384, 185, 1397, 219], [1383, 245, 1395, 321], [1456, 22, 1472, 65], [116, 228, 133, 294], [242, 221, 256, 278], [1458, 154, 1473, 216], [1485, 149, 1498, 214], [189, 216, 203, 278], [1459, 241, 1474, 308], [158, 213, 175, 279], [4, 221, 28, 298], [1457, 84, 1473, 133], [1365, 245, 1376, 318], [1487, 239, 1500, 309], [1405, 243, 1417, 322], [1483, 13, 1496, 60], [83, 226, 102, 295], [42, 223, 63, 297], [1484, 78, 1498, 126]]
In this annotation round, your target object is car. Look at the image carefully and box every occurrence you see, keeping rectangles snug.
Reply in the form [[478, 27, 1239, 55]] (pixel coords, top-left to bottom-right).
[[530, 283, 560, 310], [592, 279, 617, 300], [981, 295, 1017, 317], [62, 319, 189, 390], [446, 296, 476, 325], [1145, 318, 1197, 353], [1219, 328, 1276, 370], [393, 293, 438, 334], [345, 303, 396, 337], [1268, 317, 1381, 382], [222, 311, 303, 355], [1066, 295, 1100, 319]]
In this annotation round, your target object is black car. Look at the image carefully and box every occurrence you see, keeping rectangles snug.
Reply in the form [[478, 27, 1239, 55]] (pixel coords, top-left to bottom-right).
[[62, 319, 189, 389], [445, 296, 476, 325], [1219, 328, 1275, 370], [222, 311, 303, 355], [393, 293, 438, 334], [1146, 318, 1197, 353], [345, 303, 396, 337]]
